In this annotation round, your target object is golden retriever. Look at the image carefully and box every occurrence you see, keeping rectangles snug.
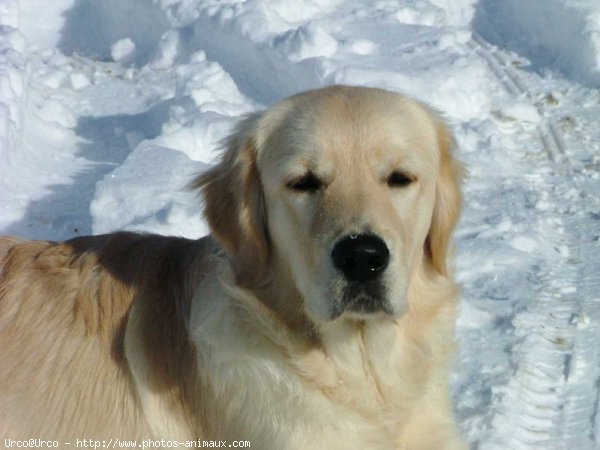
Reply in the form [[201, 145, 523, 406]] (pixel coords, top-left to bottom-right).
[[0, 86, 466, 449]]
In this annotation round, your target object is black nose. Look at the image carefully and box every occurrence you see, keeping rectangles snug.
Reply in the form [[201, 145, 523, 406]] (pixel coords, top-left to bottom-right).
[[331, 234, 390, 282]]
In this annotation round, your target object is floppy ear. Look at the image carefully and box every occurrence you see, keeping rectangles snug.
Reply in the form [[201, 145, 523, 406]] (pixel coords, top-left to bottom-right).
[[191, 113, 269, 286], [425, 120, 464, 277]]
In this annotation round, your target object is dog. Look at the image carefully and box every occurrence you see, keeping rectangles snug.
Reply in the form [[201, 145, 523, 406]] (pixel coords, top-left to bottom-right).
[[0, 86, 466, 449]]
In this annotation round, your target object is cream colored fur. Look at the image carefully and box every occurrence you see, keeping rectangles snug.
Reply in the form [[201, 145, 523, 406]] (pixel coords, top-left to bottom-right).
[[0, 86, 466, 449]]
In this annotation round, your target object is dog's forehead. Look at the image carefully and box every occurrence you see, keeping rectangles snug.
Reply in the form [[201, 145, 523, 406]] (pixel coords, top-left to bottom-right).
[[257, 88, 441, 175]]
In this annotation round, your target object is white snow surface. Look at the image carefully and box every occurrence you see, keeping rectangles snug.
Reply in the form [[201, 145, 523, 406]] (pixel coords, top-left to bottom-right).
[[2, 0, 600, 448]]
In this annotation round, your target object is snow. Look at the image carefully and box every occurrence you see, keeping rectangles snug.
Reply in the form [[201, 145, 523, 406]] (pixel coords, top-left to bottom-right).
[[1, 0, 600, 448], [474, 0, 600, 87], [110, 37, 136, 62]]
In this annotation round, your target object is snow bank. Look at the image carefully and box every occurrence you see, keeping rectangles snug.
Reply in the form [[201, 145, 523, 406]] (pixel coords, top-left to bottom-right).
[[0, 4, 32, 228], [90, 142, 209, 237], [474, 0, 600, 87], [0, 0, 22, 159]]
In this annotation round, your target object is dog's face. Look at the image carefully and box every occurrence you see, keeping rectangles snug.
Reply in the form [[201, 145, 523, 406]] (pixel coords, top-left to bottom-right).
[[196, 86, 462, 325]]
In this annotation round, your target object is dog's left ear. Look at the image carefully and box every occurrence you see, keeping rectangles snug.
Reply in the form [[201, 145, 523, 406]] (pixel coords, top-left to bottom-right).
[[192, 113, 269, 286], [425, 120, 464, 277]]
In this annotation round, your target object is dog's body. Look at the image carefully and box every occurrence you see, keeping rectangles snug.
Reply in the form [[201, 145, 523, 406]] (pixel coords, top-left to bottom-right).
[[0, 86, 466, 449]]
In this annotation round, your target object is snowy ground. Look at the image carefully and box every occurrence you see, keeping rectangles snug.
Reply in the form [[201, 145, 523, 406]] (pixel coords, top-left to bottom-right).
[[2, 0, 600, 448]]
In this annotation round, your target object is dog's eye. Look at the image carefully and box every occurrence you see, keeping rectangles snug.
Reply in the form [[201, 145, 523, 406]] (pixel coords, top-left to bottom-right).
[[387, 171, 414, 188], [287, 172, 322, 193]]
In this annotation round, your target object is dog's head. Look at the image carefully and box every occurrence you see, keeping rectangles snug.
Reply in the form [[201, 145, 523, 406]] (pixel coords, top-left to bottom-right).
[[194, 86, 463, 325]]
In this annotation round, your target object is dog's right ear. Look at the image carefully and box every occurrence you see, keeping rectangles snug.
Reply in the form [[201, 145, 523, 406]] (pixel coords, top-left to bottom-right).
[[191, 113, 269, 286]]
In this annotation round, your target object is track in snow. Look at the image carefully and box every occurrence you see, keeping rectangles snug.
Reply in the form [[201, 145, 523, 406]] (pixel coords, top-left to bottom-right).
[[466, 34, 600, 449]]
